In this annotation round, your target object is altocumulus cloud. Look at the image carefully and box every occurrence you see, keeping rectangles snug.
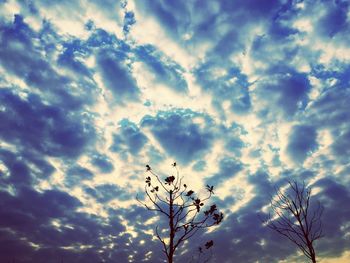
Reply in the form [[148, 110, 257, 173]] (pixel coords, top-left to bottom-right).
[[0, 0, 350, 262], [141, 109, 214, 165]]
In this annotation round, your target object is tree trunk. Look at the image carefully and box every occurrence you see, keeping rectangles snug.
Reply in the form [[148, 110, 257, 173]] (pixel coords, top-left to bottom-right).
[[168, 190, 175, 263], [309, 246, 316, 263], [307, 240, 316, 263]]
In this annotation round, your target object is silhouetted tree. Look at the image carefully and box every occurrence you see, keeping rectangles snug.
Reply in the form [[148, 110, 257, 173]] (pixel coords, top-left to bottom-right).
[[265, 180, 323, 263], [137, 163, 223, 263]]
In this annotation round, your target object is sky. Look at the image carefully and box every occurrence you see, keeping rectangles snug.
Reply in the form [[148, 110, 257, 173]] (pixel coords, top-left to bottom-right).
[[0, 0, 349, 262]]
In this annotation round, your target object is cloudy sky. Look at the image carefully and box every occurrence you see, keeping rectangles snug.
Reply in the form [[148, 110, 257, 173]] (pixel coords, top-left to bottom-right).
[[0, 0, 350, 262]]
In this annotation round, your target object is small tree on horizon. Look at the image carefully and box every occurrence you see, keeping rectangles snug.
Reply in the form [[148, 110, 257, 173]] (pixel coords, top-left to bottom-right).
[[264, 180, 324, 263], [137, 163, 224, 263]]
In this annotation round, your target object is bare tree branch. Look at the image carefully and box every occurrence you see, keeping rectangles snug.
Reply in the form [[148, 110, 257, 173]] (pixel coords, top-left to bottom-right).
[[264, 180, 324, 263], [138, 164, 224, 263]]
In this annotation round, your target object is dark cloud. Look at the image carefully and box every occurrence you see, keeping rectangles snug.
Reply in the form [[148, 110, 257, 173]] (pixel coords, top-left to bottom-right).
[[273, 71, 310, 115], [268, 2, 300, 40], [65, 165, 94, 186], [312, 178, 350, 258], [110, 119, 148, 156], [318, 0, 349, 38], [123, 10, 136, 35], [0, 15, 96, 110], [206, 157, 243, 187], [0, 187, 82, 224], [58, 39, 92, 77], [145, 146, 166, 165], [0, 185, 131, 263], [250, 34, 300, 74], [0, 88, 94, 158], [136, 0, 281, 51], [90, 154, 114, 173], [310, 64, 350, 90], [211, 29, 245, 58], [225, 137, 244, 154], [0, 15, 64, 88], [194, 64, 252, 115], [135, 0, 189, 41], [222, 124, 246, 156], [97, 49, 140, 104], [0, 187, 82, 251], [254, 70, 311, 118], [332, 128, 350, 160], [135, 45, 188, 92], [306, 87, 350, 132], [185, 171, 296, 263], [84, 184, 132, 203], [106, 205, 166, 263], [0, 149, 31, 185], [198, 171, 350, 262], [307, 87, 350, 127], [305, 86, 350, 164], [141, 110, 213, 165], [286, 125, 318, 163], [86, 28, 120, 48], [221, 0, 280, 17]]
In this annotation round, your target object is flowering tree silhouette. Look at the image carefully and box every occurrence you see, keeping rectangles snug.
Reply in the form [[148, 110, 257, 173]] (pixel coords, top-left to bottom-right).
[[264, 181, 323, 263], [137, 163, 223, 263]]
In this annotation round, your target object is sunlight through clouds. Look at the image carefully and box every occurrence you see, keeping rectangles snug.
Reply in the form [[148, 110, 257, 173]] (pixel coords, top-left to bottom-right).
[[0, 0, 349, 262]]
